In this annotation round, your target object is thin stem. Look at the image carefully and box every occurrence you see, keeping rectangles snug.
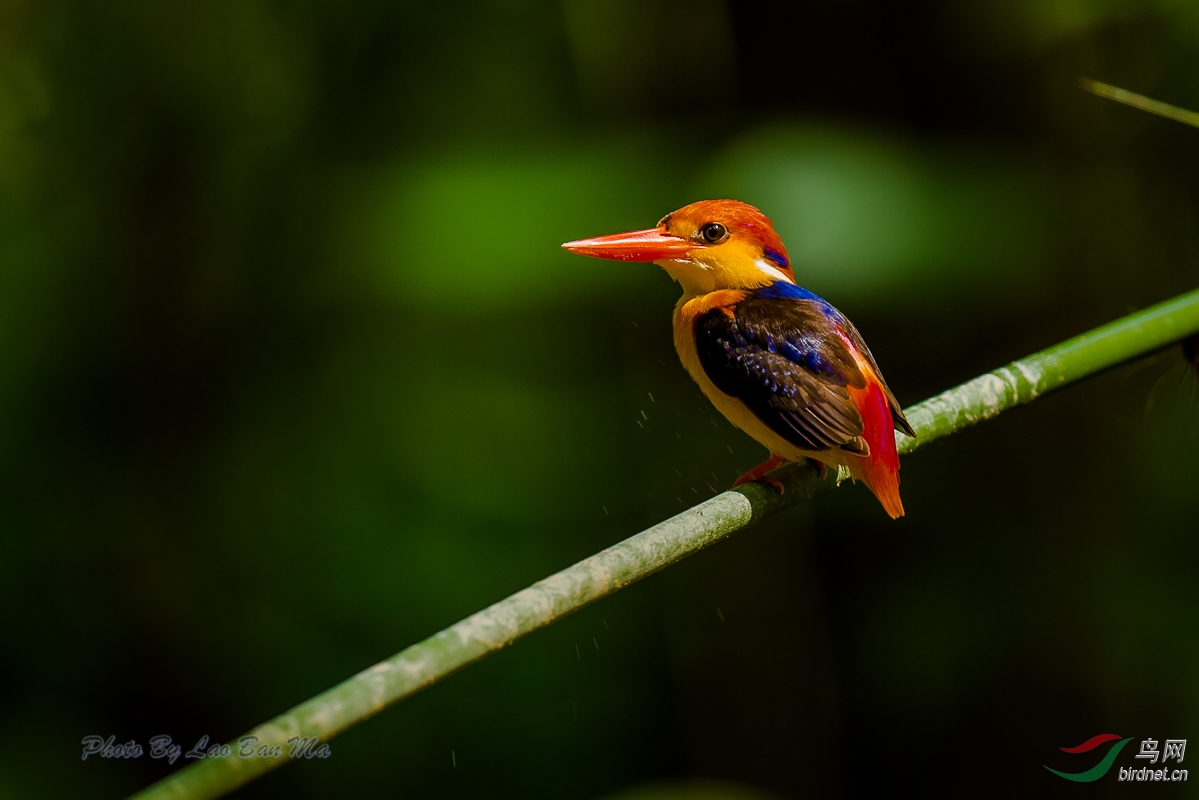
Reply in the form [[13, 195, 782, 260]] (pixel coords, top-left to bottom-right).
[[129, 287, 1199, 800], [1079, 78, 1199, 130]]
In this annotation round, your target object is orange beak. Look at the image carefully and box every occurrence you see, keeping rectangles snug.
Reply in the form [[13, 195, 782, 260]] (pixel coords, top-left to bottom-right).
[[561, 227, 691, 262]]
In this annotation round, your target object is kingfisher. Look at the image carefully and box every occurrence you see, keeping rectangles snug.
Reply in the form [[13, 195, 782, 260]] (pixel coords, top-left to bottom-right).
[[563, 200, 915, 518]]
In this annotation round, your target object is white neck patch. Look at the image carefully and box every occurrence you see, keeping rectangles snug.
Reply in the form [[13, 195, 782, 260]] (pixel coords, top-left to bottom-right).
[[754, 259, 794, 283]]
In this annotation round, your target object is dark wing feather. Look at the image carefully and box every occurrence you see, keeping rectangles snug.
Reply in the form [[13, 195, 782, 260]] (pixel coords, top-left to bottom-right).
[[695, 297, 872, 455], [840, 317, 916, 437]]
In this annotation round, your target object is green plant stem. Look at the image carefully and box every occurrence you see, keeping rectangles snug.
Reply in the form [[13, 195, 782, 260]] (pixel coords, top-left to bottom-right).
[[129, 287, 1199, 800], [1080, 78, 1199, 130]]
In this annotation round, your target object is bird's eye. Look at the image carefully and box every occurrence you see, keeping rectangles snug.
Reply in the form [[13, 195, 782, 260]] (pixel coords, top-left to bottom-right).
[[699, 222, 728, 244]]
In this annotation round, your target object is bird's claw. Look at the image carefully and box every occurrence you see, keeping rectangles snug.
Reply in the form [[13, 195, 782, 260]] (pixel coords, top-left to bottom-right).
[[731, 474, 786, 494], [761, 476, 786, 494], [733, 454, 787, 494]]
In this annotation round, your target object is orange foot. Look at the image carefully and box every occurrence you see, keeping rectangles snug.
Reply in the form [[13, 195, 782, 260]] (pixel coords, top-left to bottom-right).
[[733, 453, 786, 494], [809, 458, 828, 480]]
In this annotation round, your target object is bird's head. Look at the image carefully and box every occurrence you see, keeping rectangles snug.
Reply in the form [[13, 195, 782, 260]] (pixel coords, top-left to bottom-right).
[[562, 199, 794, 297]]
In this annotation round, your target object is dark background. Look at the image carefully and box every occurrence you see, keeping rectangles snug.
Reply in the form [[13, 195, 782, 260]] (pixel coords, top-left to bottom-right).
[[1, 1, 1197, 797]]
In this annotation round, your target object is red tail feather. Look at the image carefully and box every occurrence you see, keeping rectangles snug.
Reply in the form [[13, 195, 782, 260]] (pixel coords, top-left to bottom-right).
[[845, 379, 904, 519]]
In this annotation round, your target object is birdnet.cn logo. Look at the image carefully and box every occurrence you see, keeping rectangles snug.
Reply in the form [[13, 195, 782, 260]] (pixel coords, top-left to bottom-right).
[[1043, 734, 1187, 783]]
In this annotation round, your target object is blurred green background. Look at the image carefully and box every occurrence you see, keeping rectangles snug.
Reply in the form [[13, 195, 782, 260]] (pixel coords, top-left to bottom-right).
[[1, 1, 1198, 797]]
